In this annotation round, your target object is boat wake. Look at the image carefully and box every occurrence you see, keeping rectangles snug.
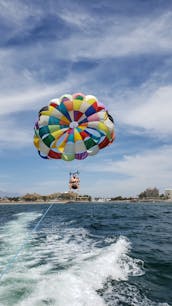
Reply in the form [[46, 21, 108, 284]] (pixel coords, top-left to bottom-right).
[[0, 212, 169, 306]]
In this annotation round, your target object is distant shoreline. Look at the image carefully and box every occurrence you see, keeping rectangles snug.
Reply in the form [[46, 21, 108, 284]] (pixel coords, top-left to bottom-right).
[[0, 201, 70, 205], [0, 200, 172, 205]]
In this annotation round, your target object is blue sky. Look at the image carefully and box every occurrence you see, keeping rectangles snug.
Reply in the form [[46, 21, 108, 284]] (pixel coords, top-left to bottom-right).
[[0, 0, 172, 197]]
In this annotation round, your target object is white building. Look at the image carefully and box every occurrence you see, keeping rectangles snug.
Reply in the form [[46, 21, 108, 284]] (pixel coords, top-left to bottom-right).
[[164, 189, 172, 200]]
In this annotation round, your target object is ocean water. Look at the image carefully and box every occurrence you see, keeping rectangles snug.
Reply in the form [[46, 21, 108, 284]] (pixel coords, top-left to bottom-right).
[[0, 202, 171, 306]]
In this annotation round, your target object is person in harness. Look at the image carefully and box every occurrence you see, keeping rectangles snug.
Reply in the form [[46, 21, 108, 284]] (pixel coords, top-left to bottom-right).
[[69, 172, 80, 190]]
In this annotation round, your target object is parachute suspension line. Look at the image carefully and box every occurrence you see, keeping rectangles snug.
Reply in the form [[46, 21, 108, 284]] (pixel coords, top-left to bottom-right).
[[0, 203, 54, 282]]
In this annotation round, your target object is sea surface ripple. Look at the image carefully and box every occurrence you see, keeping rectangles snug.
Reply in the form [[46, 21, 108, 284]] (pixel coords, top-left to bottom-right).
[[0, 202, 171, 306]]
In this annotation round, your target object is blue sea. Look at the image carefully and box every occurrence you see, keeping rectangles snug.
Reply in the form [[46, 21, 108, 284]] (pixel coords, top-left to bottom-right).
[[0, 202, 171, 306]]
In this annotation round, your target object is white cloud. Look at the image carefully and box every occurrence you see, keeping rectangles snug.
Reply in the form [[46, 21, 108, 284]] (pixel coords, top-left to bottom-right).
[[110, 146, 172, 178], [0, 8, 171, 122], [1, 9, 172, 63], [58, 8, 94, 29], [0, 6, 170, 152], [113, 84, 172, 137], [83, 146, 172, 196], [0, 73, 83, 148], [52, 12, 172, 60], [0, 117, 32, 148], [0, 72, 86, 116], [0, 68, 93, 148], [2, 145, 171, 197], [20, 145, 172, 197], [0, 0, 43, 39], [121, 86, 172, 135], [0, 0, 30, 25], [0, 84, 58, 115], [22, 179, 67, 195], [0, 2, 172, 198]]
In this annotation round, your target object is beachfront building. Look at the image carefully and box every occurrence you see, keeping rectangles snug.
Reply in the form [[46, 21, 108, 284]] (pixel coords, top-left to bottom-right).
[[76, 195, 92, 201], [164, 189, 172, 200]]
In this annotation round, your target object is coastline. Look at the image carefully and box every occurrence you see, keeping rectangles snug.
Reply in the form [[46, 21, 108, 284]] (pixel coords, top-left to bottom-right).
[[0, 200, 70, 205], [0, 200, 172, 205]]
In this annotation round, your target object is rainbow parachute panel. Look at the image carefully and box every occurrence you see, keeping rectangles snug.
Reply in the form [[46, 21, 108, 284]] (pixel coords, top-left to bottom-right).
[[33, 93, 115, 161]]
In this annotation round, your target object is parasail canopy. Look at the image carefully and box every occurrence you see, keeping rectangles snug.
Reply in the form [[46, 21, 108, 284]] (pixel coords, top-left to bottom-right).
[[33, 93, 115, 161]]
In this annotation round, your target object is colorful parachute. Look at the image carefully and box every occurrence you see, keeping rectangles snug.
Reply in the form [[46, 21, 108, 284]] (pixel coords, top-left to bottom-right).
[[33, 93, 115, 161]]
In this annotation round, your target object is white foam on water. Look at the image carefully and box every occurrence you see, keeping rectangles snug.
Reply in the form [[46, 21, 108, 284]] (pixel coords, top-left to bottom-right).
[[13, 236, 139, 306], [102, 282, 170, 306], [0, 212, 41, 268], [0, 212, 169, 306]]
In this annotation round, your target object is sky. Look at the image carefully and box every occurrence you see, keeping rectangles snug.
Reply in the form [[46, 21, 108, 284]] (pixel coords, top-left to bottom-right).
[[0, 0, 172, 197]]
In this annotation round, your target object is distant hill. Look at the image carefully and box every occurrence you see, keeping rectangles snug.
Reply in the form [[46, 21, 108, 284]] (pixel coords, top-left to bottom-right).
[[0, 190, 20, 198]]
